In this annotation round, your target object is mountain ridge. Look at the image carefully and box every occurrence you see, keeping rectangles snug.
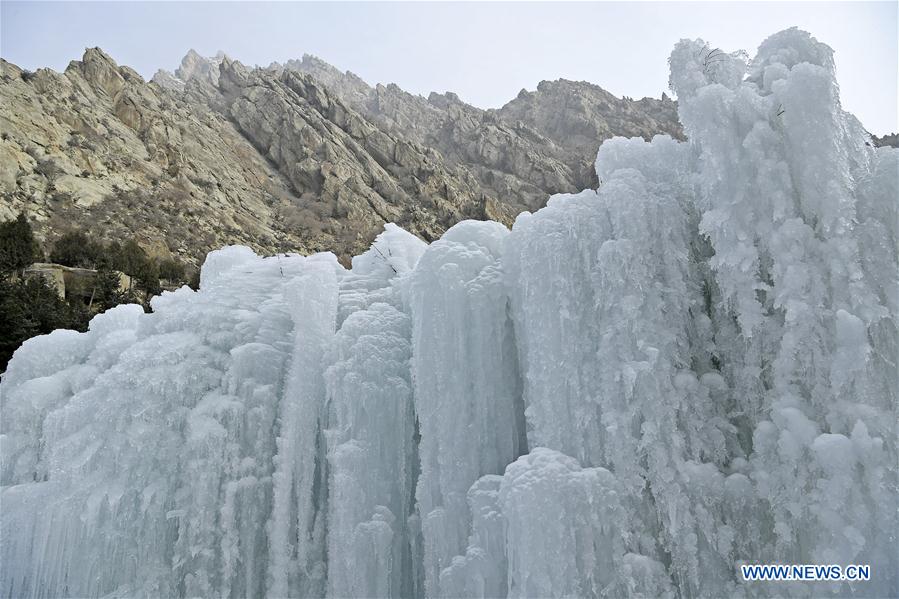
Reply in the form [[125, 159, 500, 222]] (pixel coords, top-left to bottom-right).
[[2, 47, 684, 266]]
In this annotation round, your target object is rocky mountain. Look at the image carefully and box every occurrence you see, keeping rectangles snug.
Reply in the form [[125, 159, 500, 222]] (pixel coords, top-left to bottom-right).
[[0, 50, 311, 264], [269, 53, 680, 198], [2, 48, 684, 266]]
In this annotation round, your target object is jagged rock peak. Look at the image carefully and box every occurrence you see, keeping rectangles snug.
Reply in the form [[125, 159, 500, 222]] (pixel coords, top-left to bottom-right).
[[79, 46, 120, 69], [64, 47, 119, 79], [64, 47, 130, 98], [427, 91, 465, 108], [289, 54, 366, 82], [175, 49, 227, 86], [151, 68, 184, 92], [217, 56, 251, 91], [281, 54, 372, 103]]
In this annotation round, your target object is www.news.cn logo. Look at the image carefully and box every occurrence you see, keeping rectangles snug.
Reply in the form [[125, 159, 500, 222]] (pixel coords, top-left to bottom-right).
[[741, 564, 870, 582]]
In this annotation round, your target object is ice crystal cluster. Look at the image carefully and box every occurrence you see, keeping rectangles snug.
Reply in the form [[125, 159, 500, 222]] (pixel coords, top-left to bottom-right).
[[2, 29, 896, 598]]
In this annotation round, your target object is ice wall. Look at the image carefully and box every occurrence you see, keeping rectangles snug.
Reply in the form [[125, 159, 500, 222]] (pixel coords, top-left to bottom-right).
[[1, 28, 896, 599]]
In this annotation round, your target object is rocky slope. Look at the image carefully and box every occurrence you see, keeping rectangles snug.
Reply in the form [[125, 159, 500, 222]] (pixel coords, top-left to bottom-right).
[[0, 50, 312, 265], [273, 54, 681, 199], [2, 47, 684, 265]]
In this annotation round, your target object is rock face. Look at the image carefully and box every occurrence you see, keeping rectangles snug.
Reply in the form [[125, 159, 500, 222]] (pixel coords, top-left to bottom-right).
[[3, 48, 684, 264], [278, 55, 683, 206], [1, 49, 313, 266], [497, 80, 681, 188]]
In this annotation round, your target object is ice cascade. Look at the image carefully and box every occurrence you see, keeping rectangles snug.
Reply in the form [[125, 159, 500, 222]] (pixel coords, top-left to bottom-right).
[[2, 29, 896, 598]]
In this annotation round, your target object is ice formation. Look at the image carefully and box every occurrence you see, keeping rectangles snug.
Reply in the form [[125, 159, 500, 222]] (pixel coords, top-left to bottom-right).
[[1, 28, 896, 598]]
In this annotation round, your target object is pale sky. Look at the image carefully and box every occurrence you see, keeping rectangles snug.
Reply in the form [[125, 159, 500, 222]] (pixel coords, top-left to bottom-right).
[[2, 1, 896, 134]]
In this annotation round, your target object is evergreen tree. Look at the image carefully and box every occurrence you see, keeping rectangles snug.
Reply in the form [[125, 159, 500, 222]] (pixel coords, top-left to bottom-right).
[[0, 276, 89, 371], [187, 267, 201, 290], [158, 257, 185, 282], [105, 240, 122, 269], [135, 258, 161, 297], [94, 264, 127, 311], [50, 230, 102, 268], [0, 278, 29, 369], [116, 239, 149, 277], [0, 212, 40, 274]]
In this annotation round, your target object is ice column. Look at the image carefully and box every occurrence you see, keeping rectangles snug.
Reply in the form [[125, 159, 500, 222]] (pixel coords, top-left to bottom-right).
[[324, 303, 416, 598], [409, 220, 526, 597], [267, 255, 339, 599]]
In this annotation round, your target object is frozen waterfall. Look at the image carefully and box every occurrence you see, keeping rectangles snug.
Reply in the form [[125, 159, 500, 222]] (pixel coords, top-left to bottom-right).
[[2, 28, 897, 598]]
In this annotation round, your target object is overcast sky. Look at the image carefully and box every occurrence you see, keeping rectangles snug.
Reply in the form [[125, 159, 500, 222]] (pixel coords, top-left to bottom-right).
[[2, 1, 896, 134]]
